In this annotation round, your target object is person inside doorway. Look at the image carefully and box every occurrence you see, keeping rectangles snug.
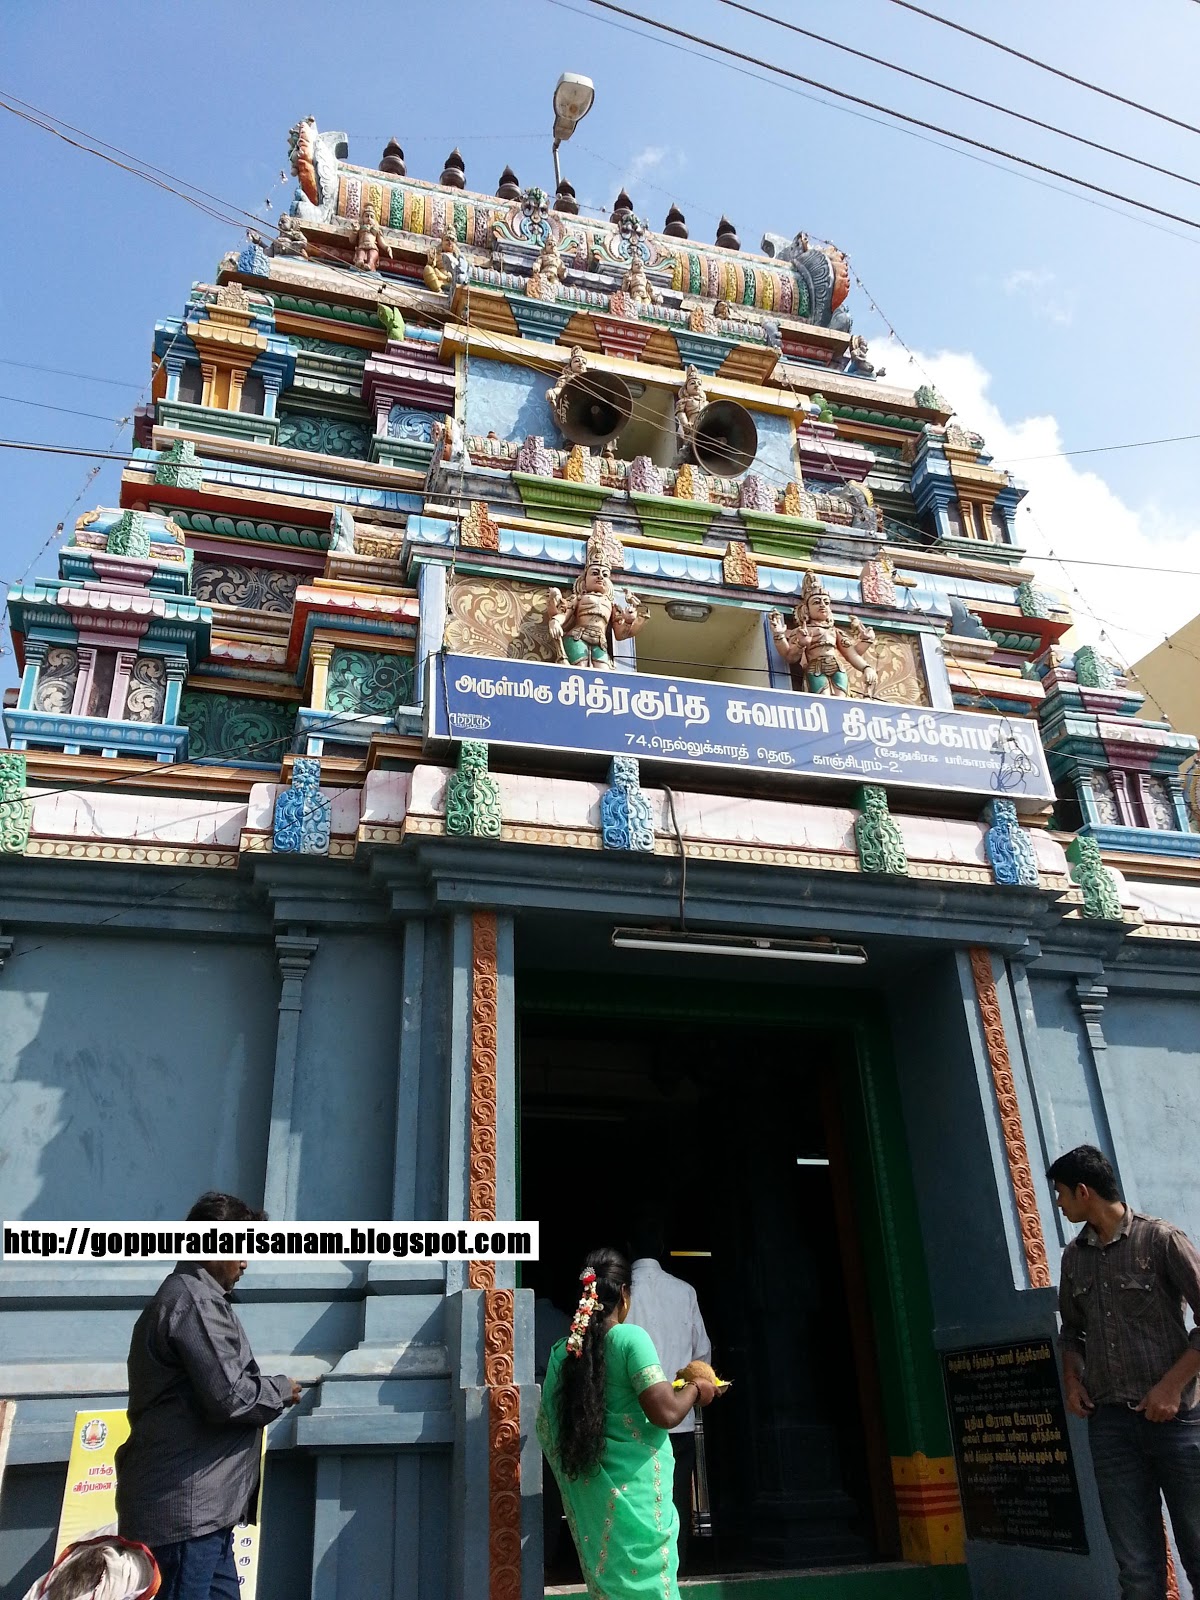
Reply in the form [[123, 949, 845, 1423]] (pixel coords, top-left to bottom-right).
[[1049, 1144, 1200, 1599], [626, 1219, 713, 1572], [536, 1248, 722, 1600]]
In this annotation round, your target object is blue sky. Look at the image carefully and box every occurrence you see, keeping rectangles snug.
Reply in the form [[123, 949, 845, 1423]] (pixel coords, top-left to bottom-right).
[[3, 0, 1199, 692]]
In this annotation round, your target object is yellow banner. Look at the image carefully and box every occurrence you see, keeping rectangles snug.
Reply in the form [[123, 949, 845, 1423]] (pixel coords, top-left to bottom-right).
[[57, 1411, 268, 1596], [56, 1410, 129, 1557]]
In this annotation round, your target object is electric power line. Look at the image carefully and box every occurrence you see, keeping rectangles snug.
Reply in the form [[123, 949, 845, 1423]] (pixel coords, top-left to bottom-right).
[[551, 0, 1200, 249], [0, 394, 129, 426], [0, 93, 263, 234], [0, 358, 144, 391], [719, 0, 1200, 194], [1006, 432, 1200, 463], [571, 0, 1200, 232], [883, 0, 1200, 139]]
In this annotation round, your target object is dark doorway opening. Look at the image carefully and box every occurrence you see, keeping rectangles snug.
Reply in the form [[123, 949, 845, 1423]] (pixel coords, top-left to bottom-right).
[[520, 1010, 897, 1584]]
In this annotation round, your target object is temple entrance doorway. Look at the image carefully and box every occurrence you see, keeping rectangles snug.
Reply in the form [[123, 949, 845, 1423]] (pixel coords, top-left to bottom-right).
[[519, 994, 905, 1587]]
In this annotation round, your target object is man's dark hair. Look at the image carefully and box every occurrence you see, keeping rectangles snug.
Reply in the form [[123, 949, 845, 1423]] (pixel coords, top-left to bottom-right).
[[186, 1190, 267, 1224], [1046, 1145, 1120, 1202]]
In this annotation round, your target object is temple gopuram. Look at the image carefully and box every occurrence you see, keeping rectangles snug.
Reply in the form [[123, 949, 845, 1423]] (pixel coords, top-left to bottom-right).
[[3, 114, 1200, 1600]]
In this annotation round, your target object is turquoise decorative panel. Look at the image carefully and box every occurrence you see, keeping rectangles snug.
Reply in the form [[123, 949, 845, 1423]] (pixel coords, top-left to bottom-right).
[[326, 650, 413, 716], [180, 690, 296, 762], [276, 411, 371, 459]]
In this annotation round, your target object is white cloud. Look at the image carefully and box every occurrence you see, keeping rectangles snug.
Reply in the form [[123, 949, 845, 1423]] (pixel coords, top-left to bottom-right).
[[623, 145, 668, 186], [1002, 266, 1074, 327], [877, 342, 1200, 670]]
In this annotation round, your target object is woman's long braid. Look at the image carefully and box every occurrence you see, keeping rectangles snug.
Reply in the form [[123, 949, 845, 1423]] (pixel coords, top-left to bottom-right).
[[556, 1247, 631, 1479]]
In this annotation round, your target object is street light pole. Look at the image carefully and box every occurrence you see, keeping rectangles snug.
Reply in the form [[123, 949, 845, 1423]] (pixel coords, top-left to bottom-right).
[[550, 72, 594, 194]]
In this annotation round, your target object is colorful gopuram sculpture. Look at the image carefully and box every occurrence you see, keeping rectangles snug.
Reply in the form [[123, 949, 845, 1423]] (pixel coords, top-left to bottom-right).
[[769, 572, 878, 697], [544, 525, 647, 669], [0, 106, 1194, 902]]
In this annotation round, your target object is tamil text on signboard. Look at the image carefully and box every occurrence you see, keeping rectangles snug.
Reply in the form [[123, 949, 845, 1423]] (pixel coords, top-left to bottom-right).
[[942, 1340, 1087, 1553], [428, 654, 1054, 807]]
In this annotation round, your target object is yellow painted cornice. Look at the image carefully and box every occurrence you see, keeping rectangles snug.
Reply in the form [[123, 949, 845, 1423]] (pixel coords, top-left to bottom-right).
[[438, 322, 804, 416], [185, 320, 268, 357]]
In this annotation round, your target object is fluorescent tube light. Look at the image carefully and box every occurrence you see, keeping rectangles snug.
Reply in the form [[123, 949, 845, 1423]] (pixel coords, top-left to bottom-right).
[[609, 928, 868, 964]]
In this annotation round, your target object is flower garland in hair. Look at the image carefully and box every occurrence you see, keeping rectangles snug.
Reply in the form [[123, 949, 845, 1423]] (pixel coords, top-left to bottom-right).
[[566, 1267, 601, 1357]]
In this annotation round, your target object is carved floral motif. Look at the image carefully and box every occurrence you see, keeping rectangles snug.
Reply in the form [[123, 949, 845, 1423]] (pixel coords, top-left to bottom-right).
[[722, 542, 759, 589], [273, 757, 331, 855], [853, 784, 908, 875], [465, 913, 521, 1600], [326, 649, 413, 716], [1090, 770, 1120, 826], [446, 742, 502, 838], [33, 647, 79, 714], [276, 412, 371, 459], [859, 555, 898, 607], [488, 1380, 522, 1600], [445, 577, 563, 665], [968, 947, 1052, 1289], [601, 756, 655, 852], [982, 798, 1039, 887], [191, 562, 301, 615], [0, 752, 30, 855], [1066, 836, 1123, 919], [180, 691, 296, 763], [124, 658, 167, 724], [460, 501, 500, 551]]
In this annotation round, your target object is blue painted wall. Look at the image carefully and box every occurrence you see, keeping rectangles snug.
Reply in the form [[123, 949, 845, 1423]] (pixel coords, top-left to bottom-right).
[[0, 934, 278, 1220], [292, 934, 404, 1220], [1102, 992, 1200, 1239], [1026, 977, 1111, 1204], [749, 408, 796, 485], [887, 952, 1120, 1600], [463, 358, 556, 447], [2, 895, 1199, 1599]]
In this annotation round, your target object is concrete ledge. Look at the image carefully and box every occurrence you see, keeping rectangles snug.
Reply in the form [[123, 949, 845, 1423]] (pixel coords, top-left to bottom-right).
[[295, 1407, 454, 1447]]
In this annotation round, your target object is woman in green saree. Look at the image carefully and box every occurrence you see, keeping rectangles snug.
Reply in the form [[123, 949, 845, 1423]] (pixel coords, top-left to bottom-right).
[[536, 1248, 719, 1600]]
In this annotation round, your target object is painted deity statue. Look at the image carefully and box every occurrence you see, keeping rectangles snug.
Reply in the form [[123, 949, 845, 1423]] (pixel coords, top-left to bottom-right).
[[769, 570, 878, 697], [545, 524, 647, 668], [527, 237, 567, 302], [547, 347, 589, 423], [675, 365, 708, 452], [272, 214, 309, 258], [423, 230, 460, 294], [353, 205, 392, 272], [621, 254, 661, 308]]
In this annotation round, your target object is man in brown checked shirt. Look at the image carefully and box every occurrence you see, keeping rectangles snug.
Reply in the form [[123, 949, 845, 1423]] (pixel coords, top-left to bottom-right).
[[1049, 1144, 1200, 1600]]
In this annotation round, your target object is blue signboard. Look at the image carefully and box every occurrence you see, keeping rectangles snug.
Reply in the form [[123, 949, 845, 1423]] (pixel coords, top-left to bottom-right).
[[427, 653, 1055, 808]]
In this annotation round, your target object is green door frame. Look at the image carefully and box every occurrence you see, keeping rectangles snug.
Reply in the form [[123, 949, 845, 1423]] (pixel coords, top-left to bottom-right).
[[516, 970, 954, 1484]]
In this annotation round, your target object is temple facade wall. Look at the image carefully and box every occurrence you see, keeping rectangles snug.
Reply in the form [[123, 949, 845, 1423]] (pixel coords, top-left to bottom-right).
[[2, 859, 1198, 1597]]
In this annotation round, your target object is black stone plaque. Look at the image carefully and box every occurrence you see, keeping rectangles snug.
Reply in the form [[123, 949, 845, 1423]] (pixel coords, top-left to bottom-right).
[[942, 1339, 1088, 1553]]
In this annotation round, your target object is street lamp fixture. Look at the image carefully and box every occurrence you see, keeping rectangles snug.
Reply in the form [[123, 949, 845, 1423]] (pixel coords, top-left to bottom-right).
[[552, 72, 595, 189]]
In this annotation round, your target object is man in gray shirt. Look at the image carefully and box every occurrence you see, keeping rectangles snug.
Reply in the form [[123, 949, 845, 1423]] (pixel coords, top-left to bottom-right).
[[1049, 1144, 1200, 1600], [626, 1221, 713, 1574], [116, 1192, 300, 1600]]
